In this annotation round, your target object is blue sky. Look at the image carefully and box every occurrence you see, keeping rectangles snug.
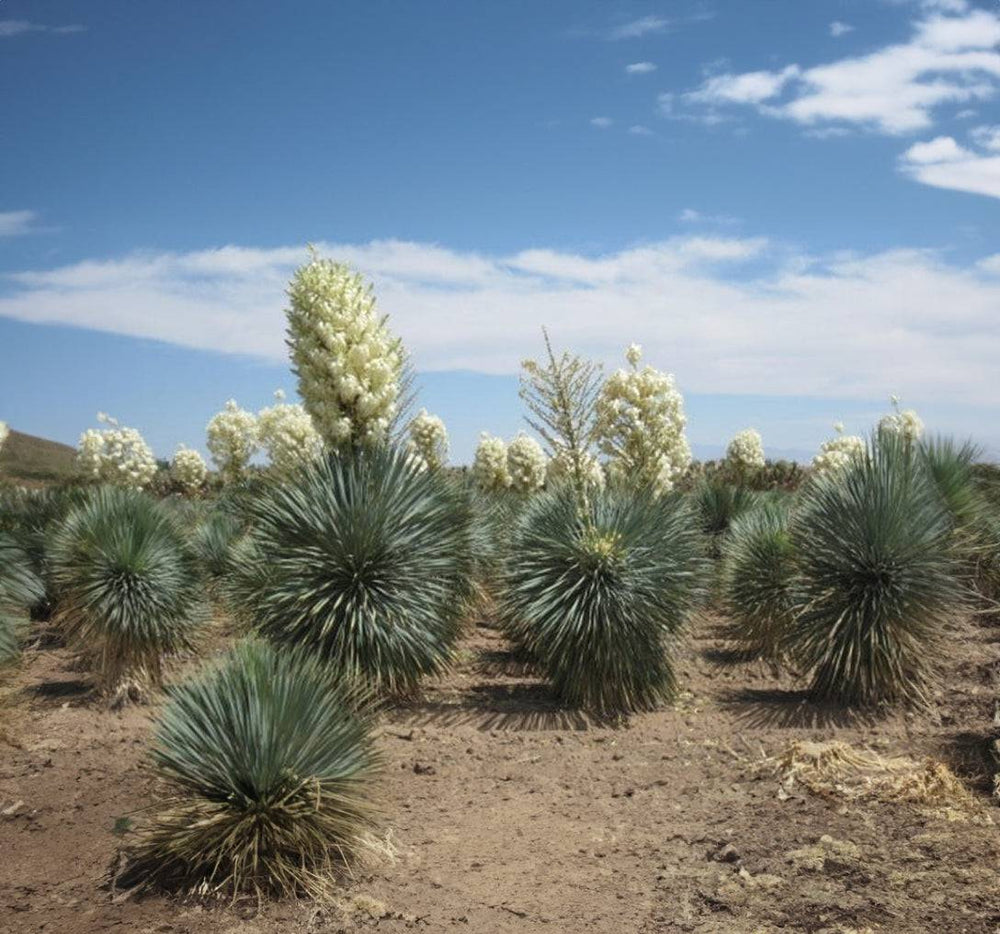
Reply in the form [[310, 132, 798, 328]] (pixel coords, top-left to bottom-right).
[[2, 0, 1000, 462]]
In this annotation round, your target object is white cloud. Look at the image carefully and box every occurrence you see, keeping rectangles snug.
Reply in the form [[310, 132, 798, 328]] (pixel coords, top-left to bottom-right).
[[590, 116, 613, 128], [0, 210, 41, 237], [608, 16, 670, 40], [3, 236, 1000, 408], [0, 20, 84, 37], [899, 134, 1000, 198], [628, 124, 653, 136], [970, 124, 1000, 151], [683, 7, 1000, 135], [625, 61, 657, 75], [829, 21, 854, 38]]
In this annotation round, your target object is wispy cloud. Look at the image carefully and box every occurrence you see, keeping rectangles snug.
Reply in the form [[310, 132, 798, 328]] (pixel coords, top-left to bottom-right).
[[0, 210, 44, 237], [681, 6, 1000, 135], [678, 207, 740, 225], [628, 124, 654, 136], [829, 21, 854, 38], [3, 237, 999, 408], [608, 15, 670, 40], [590, 116, 613, 128], [899, 132, 1000, 198], [0, 20, 85, 38], [625, 61, 657, 75]]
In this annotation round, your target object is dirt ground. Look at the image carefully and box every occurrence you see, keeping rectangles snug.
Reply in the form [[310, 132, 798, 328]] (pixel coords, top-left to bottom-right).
[[2, 613, 1000, 934]]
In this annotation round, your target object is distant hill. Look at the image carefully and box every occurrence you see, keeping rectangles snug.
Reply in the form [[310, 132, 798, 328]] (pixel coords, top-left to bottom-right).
[[0, 428, 77, 484]]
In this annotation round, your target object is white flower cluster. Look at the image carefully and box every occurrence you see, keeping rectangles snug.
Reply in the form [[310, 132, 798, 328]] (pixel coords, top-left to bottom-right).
[[472, 432, 511, 492], [546, 444, 605, 491], [878, 397, 924, 443], [285, 257, 403, 448], [812, 422, 865, 476], [726, 428, 765, 472], [594, 344, 692, 496], [76, 413, 158, 489], [206, 400, 259, 483], [0, 421, 8, 456], [507, 434, 548, 494], [171, 445, 208, 494], [257, 390, 324, 476], [407, 408, 449, 471]]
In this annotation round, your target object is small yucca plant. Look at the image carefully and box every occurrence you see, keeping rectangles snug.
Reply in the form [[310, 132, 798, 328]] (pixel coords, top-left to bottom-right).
[[692, 479, 761, 556], [789, 433, 966, 707], [0, 533, 43, 666], [227, 446, 473, 694], [501, 484, 705, 713], [720, 499, 798, 661], [51, 488, 205, 701], [120, 639, 380, 898], [191, 509, 244, 586]]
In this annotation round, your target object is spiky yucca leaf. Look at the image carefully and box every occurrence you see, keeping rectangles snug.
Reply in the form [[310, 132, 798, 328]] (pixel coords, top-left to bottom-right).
[[120, 639, 380, 898], [501, 484, 705, 713], [51, 488, 205, 698], [226, 446, 473, 694], [720, 500, 798, 661], [790, 434, 966, 707]]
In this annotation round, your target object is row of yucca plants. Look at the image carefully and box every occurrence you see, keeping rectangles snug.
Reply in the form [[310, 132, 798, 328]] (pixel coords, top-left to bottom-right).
[[720, 430, 999, 707]]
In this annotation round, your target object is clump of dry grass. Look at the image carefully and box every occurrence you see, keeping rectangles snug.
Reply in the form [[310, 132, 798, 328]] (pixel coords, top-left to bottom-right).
[[763, 740, 992, 825]]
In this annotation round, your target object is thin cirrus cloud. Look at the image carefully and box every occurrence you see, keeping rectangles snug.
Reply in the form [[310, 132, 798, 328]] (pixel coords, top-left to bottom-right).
[[607, 16, 670, 40], [0, 210, 43, 237], [2, 236, 999, 408], [0, 20, 85, 37], [680, 3, 1000, 135], [590, 116, 613, 128], [625, 61, 658, 75], [829, 21, 854, 38]]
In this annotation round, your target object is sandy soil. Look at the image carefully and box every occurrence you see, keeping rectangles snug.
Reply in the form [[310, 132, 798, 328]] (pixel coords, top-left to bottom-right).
[[2, 614, 1000, 934]]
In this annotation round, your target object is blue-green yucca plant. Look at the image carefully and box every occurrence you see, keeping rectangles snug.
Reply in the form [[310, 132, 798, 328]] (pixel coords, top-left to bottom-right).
[[720, 498, 798, 661], [501, 483, 705, 713], [191, 508, 244, 587], [120, 639, 380, 898], [789, 432, 966, 707], [0, 533, 44, 666], [227, 446, 473, 694], [691, 478, 762, 557], [51, 487, 205, 701]]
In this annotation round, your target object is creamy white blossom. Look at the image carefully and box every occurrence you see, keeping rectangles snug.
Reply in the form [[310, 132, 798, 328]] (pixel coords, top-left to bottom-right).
[[507, 433, 548, 494], [206, 399, 259, 483], [812, 423, 865, 476], [257, 389, 324, 476], [76, 413, 158, 489], [0, 421, 8, 457], [171, 445, 208, 494], [285, 256, 404, 449], [878, 398, 924, 443], [546, 444, 605, 491], [473, 432, 511, 492], [726, 428, 765, 472], [594, 344, 691, 495], [407, 408, 449, 471]]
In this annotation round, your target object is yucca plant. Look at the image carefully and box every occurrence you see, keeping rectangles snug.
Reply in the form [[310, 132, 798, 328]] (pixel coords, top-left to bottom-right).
[[691, 478, 762, 557], [191, 508, 244, 586], [789, 433, 966, 707], [119, 639, 380, 898], [51, 487, 205, 701], [0, 533, 43, 666], [226, 446, 473, 694], [501, 483, 705, 713], [0, 484, 90, 619], [720, 499, 798, 661]]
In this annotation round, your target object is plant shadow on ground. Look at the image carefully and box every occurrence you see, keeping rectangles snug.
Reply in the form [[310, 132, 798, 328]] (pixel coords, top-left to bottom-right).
[[716, 685, 876, 730]]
